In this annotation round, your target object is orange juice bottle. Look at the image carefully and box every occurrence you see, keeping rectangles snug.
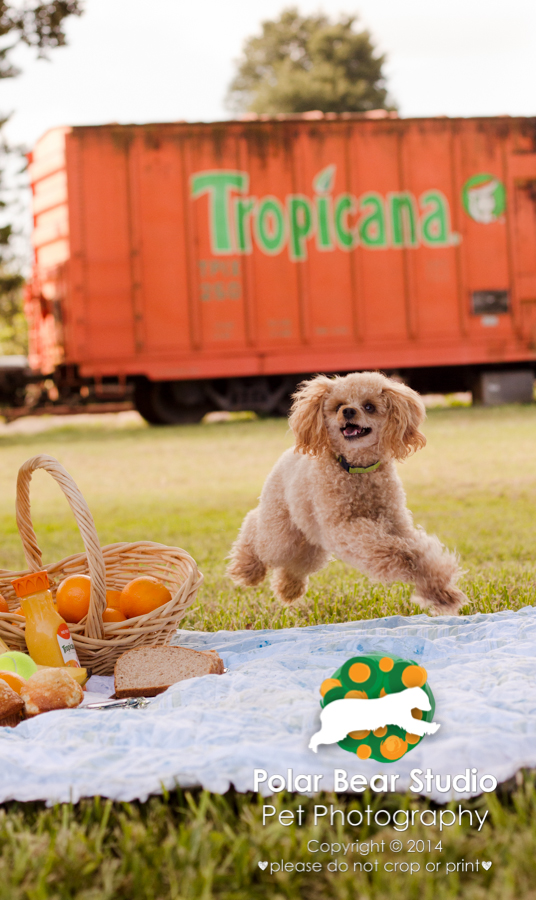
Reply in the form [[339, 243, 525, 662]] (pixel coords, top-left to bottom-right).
[[12, 571, 80, 668]]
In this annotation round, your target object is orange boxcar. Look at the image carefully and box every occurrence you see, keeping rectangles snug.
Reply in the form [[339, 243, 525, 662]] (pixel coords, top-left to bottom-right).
[[27, 114, 536, 422]]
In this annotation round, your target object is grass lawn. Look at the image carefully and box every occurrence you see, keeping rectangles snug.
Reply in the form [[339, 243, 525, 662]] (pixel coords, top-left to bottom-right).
[[0, 405, 536, 898]]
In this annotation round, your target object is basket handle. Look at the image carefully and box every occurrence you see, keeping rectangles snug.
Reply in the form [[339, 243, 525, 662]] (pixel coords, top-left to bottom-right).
[[16, 454, 106, 640]]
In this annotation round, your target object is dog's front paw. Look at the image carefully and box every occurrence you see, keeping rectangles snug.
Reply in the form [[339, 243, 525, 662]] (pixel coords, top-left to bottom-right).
[[425, 722, 441, 735], [411, 584, 468, 616], [271, 568, 308, 603]]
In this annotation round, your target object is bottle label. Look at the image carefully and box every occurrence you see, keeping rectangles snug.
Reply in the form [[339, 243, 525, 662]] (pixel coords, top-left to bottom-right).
[[57, 623, 81, 667]]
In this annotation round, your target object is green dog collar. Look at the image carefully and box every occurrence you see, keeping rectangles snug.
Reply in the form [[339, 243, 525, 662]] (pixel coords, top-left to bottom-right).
[[337, 455, 381, 475]]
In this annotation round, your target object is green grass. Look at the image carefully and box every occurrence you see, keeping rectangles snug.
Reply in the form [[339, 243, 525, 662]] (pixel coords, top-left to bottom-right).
[[1, 405, 536, 897], [2, 780, 536, 899]]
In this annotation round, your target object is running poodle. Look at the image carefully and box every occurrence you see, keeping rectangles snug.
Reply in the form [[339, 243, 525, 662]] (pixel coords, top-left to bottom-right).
[[227, 371, 467, 615], [309, 686, 440, 753]]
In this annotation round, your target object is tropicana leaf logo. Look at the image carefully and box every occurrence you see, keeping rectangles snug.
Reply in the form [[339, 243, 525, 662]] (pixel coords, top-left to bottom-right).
[[313, 164, 336, 194]]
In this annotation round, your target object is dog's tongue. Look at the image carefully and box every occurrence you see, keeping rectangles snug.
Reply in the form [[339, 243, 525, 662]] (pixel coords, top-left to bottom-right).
[[343, 425, 361, 436]]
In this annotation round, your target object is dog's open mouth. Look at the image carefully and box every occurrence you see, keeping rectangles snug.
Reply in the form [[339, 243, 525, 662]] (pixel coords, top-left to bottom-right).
[[341, 424, 372, 439]]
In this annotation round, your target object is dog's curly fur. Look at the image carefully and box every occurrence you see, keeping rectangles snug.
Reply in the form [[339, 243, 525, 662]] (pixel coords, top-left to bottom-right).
[[227, 371, 468, 615]]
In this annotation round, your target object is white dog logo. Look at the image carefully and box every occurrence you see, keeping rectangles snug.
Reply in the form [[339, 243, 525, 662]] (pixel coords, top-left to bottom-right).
[[309, 686, 440, 753]]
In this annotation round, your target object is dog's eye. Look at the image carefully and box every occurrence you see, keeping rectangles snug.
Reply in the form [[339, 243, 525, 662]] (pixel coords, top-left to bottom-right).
[[335, 404, 343, 412], [363, 403, 376, 414]]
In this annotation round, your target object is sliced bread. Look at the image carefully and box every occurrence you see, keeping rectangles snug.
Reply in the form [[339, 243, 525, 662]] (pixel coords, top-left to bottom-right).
[[114, 646, 224, 698]]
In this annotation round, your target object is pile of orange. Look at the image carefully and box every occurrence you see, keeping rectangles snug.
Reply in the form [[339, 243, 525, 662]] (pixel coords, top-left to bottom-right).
[[0, 592, 25, 617], [0, 670, 26, 694], [118, 577, 172, 619], [54, 575, 172, 624], [56, 575, 92, 623]]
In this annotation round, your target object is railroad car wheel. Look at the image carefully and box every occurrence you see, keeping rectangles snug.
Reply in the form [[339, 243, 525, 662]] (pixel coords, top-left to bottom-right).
[[204, 376, 296, 416], [134, 380, 211, 425], [134, 375, 298, 424]]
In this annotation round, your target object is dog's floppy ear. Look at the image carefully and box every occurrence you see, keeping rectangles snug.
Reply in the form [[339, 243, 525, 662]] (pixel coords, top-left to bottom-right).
[[381, 381, 426, 461], [289, 375, 333, 456]]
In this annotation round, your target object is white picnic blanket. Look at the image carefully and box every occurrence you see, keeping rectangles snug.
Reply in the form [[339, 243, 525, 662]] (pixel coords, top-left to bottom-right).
[[1, 606, 536, 804]]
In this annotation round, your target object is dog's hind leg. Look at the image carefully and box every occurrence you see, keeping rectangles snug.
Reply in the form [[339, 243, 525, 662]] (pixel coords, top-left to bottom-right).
[[308, 723, 347, 753], [227, 509, 267, 587], [229, 490, 330, 601], [309, 721, 349, 752], [271, 539, 329, 603]]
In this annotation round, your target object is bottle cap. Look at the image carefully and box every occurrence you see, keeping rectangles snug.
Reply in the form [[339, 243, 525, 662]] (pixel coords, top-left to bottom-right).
[[11, 571, 50, 599]]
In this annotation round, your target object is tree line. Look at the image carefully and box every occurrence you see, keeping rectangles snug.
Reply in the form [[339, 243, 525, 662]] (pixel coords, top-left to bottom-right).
[[0, 4, 391, 357]]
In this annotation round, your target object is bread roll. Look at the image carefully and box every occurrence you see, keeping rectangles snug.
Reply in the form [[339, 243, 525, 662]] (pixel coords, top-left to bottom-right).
[[21, 668, 84, 717], [0, 678, 24, 727]]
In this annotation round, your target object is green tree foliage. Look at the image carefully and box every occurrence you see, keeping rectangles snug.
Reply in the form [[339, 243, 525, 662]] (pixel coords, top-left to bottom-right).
[[0, 2, 83, 355], [0, 268, 26, 353], [0, 1, 83, 78], [0, 119, 27, 354], [227, 7, 393, 115]]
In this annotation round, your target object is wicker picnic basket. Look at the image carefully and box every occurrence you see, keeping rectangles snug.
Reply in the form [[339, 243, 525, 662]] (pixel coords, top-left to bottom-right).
[[0, 455, 203, 675]]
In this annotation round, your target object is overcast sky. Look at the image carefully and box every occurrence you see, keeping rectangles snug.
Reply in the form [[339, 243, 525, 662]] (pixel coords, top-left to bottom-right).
[[2, 0, 536, 151]]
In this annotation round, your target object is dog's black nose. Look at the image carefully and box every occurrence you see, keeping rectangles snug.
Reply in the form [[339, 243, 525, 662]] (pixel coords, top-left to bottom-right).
[[343, 407, 357, 420]]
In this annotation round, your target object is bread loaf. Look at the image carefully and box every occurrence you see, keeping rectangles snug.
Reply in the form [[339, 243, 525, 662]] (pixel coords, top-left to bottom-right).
[[114, 646, 224, 698]]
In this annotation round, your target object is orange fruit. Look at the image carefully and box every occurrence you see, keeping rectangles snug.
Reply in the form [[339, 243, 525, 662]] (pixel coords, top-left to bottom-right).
[[56, 574, 91, 623], [106, 590, 122, 610], [119, 576, 172, 619], [0, 595, 8, 613], [12, 607, 24, 617], [102, 607, 126, 623], [0, 670, 26, 694]]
